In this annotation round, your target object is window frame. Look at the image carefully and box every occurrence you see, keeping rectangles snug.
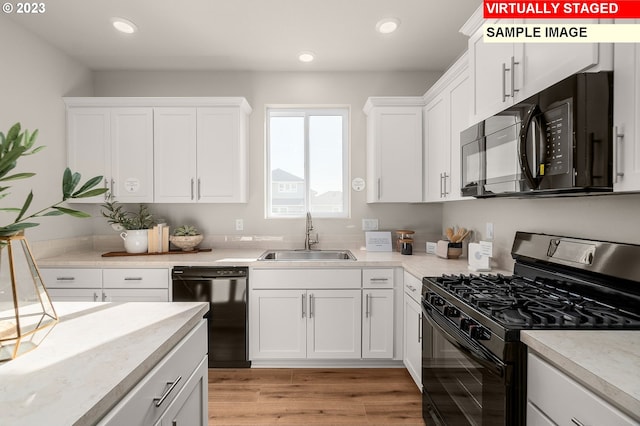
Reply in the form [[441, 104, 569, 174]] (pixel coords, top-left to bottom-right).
[[266, 106, 350, 219]]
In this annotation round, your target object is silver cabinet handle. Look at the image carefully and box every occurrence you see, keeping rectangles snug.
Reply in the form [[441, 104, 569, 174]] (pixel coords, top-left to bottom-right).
[[406, 285, 417, 293], [418, 313, 422, 342], [442, 172, 449, 197], [502, 62, 508, 102], [104, 178, 110, 201], [510, 56, 519, 98], [365, 293, 371, 317], [56, 277, 76, 281], [190, 178, 195, 200], [154, 376, 182, 407], [377, 178, 381, 200], [309, 293, 314, 318], [439, 172, 445, 198], [370, 278, 389, 282], [301, 293, 306, 318], [102, 292, 107, 302], [614, 126, 625, 182], [570, 418, 585, 426], [93, 292, 99, 302], [124, 277, 143, 281], [197, 178, 202, 200]]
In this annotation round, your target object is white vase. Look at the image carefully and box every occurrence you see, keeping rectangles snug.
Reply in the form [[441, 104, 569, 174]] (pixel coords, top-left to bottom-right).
[[120, 229, 148, 254]]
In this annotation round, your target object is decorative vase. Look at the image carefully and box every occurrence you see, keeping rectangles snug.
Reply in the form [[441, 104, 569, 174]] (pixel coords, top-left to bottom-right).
[[0, 232, 58, 361], [120, 229, 148, 254], [169, 234, 204, 251]]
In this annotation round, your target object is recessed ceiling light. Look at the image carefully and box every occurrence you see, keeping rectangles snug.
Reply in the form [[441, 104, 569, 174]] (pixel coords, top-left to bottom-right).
[[111, 17, 138, 34], [298, 52, 315, 63], [376, 18, 400, 34]]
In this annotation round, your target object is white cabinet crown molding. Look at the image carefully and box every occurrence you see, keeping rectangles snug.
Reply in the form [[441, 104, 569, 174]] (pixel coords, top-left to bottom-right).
[[363, 96, 426, 115], [64, 97, 252, 113], [459, 5, 484, 37]]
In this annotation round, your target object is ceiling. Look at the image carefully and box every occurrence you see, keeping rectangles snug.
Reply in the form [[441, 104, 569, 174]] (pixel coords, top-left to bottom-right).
[[8, 0, 481, 72]]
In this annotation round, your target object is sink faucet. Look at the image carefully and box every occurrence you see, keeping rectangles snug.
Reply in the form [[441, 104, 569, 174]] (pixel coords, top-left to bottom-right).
[[304, 212, 319, 250]]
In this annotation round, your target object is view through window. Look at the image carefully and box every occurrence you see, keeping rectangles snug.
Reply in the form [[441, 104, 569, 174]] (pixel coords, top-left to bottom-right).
[[267, 107, 349, 218]]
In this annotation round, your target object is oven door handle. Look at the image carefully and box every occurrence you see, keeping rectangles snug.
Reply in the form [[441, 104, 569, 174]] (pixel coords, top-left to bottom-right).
[[423, 304, 507, 379]]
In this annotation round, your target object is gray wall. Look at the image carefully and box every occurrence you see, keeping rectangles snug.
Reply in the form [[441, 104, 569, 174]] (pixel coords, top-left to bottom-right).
[[0, 15, 94, 242], [91, 70, 445, 249]]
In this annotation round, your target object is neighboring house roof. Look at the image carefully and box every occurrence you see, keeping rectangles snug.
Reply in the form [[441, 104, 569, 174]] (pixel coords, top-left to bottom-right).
[[272, 168, 303, 182]]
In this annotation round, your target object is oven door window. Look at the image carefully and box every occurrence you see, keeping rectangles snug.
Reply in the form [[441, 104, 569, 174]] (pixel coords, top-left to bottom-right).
[[422, 310, 507, 425]]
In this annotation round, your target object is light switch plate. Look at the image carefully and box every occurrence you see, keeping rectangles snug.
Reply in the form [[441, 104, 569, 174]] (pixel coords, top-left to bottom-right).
[[235, 219, 244, 231]]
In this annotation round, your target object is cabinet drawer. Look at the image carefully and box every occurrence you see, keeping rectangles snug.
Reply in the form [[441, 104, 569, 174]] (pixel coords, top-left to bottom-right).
[[98, 320, 207, 426], [103, 268, 170, 289], [527, 353, 637, 425], [403, 271, 421, 303], [251, 268, 361, 289], [363, 268, 394, 288], [40, 268, 102, 289]]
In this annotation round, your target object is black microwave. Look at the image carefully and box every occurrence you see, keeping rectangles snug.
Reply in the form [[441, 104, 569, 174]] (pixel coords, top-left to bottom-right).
[[461, 71, 613, 198]]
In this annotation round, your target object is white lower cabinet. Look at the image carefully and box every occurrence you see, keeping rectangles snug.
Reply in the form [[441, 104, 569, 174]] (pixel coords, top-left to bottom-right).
[[99, 319, 208, 426], [403, 271, 422, 389], [250, 288, 362, 359], [41, 267, 170, 302], [527, 352, 637, 426], [249, 268, 396, 362]]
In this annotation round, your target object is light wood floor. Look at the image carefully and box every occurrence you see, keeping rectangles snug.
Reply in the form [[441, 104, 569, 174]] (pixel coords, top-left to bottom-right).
[[208, 368, 426, 425]]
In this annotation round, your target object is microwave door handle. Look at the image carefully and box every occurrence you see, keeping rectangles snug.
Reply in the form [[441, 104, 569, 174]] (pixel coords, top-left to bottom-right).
[[519, 105, 542, 190]]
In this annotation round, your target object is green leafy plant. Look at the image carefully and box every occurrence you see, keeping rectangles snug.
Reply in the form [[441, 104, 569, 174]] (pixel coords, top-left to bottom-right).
[[173, 225, 200, 236], [0, 123, 108, 237], [101, 200, 155, 230]]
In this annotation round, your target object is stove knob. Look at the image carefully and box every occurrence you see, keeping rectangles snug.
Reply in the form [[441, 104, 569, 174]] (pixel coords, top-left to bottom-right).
[[469, 324, 487, 340], [443, 306, 460, 318], [431, 296, 445, 306], [460, 318, 473, 332]]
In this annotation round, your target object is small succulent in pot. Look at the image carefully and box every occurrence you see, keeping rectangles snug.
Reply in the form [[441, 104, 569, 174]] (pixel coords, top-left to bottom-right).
[[170, 225, 203, 251]]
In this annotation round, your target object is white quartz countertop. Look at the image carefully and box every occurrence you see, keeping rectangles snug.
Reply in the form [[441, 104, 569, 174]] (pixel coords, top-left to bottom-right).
[[521, 330, 640, 420], [36, 247, 510, 278], [0, 301, 208, 426]]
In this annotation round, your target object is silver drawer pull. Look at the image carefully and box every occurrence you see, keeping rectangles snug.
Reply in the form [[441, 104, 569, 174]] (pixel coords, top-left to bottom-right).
[[154, 376, 182, 407], [570, 418, 585, 426], [370, 278, 389, 282], [56, 277, 76, 281], [124, 277, 143, 281], [406, 285, 417, 292]]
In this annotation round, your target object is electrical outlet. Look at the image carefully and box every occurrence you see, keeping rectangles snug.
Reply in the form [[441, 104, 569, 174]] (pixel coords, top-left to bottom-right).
[[486, 222, 494, 240], [362, 219, 379, 231], [235, 219, 244, 231]]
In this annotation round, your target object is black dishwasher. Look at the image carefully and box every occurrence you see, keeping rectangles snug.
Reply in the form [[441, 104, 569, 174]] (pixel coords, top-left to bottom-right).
[[172, 266, 250, 368]]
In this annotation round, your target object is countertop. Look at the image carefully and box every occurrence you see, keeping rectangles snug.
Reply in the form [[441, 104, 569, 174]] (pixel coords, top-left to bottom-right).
[[0, 301, 209, 426], [36, 247, 510, 279], [521, 330, 640, 420]]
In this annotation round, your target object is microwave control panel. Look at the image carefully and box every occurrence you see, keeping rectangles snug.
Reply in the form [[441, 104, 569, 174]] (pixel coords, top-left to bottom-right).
[[542, 103, 571, 177]]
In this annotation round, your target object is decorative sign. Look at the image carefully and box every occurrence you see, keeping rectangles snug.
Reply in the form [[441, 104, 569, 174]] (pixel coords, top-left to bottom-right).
[[365, 231, 392, 252]]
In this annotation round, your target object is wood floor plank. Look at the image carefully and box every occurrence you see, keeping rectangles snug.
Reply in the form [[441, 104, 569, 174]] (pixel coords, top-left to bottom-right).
[[208, 368, 425, 426]]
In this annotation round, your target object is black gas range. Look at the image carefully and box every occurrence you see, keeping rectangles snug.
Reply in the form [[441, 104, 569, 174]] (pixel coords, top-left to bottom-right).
[[421, 232, 640, 426]]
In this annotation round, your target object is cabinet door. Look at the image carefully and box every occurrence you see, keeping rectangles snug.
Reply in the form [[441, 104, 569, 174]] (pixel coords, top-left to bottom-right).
[[103, 289, 169, 302], [156, 357, 208, 426], [110, 108, 154, 202], [424, 95, 449, 201], [307, 290, 362, 359], [362, 289, 393, 359], [468, 22, 516, 121], [66, 107, 110, 203], [367, 107, 423, 202], [250, 289, 307, 359], [614, 31, 640, 192], [47, 288, 100, 302], [197, 108, 247, 202], [447, 70, 470, 201], [154, 108, 198, 202], [403, 294, 422, 389]]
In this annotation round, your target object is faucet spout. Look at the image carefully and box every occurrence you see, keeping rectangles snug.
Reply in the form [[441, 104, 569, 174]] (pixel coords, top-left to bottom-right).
[[304, 212, 318, 250]]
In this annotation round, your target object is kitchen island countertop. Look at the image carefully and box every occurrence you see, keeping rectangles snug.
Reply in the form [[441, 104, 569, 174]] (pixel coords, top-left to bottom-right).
[[522, 330, 640, 421], [0, 301, 208, 426]]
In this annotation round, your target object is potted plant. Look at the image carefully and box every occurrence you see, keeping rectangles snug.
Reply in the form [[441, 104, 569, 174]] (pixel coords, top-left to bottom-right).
[[170, 225, 203, 251], [101, 200, 155, 253]]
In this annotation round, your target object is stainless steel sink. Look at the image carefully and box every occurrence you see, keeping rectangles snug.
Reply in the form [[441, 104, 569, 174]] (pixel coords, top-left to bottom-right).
[[257, 249, 357, 261]]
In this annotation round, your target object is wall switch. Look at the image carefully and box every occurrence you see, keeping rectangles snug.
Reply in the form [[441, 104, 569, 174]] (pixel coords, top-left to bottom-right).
[[362, 218, 379, 231], [486, 222, 494, 240], [235, 219, 244, 231]]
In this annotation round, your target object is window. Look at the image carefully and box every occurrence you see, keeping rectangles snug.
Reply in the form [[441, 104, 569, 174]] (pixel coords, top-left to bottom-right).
[[266, 107, 349, 218]]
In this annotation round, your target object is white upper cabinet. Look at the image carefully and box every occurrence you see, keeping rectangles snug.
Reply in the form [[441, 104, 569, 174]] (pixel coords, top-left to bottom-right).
[[462, 7, 610, 123], [66, 104, 154, 203], [364, 97, 425, 203], [65, 97, 251, 204], [613, 23, 640, 192], [423, 53, 470, 202]]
